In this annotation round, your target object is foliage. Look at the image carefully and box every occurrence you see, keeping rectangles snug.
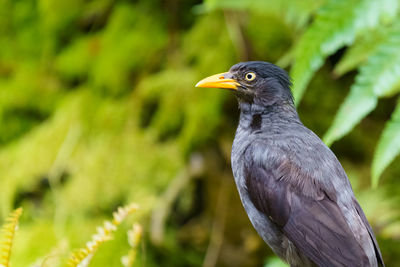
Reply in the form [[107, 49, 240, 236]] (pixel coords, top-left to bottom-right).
[[291, 0, 399, 103], [0, 205, 140, 267], [121, 223, 142, 267], [290, 0, 400, 185], [323, 22, 400, 147], [333, 28, 388, 76], [0, 208, 23, 267], [1, 0, 400, 266], [372, 100, 400, 187], [67, 203, 139, 267], [264, 256, 289, 267], [203, 0, 324, 30]]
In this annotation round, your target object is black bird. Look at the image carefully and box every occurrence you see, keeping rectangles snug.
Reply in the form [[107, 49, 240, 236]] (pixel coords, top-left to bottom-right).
[[196, 61, 384, 267]]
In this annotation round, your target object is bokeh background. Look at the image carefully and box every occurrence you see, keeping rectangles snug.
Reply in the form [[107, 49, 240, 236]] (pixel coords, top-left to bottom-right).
[[1, 0, 400, 266]]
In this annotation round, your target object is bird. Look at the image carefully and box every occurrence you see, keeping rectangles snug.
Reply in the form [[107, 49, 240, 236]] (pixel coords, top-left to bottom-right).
[[195, 61, 384, 267]]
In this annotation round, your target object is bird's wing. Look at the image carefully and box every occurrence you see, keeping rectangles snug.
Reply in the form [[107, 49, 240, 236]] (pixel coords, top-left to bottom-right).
[[353, 198, 385, 266], [244, 146, 371, 267]]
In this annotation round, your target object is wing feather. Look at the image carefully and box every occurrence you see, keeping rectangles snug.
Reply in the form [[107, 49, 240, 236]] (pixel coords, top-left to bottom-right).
[[244, 151, 371, 267], [353, 199, 385, 266]]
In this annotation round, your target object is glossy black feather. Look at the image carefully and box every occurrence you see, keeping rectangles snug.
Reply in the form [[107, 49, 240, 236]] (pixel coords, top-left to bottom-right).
[[244, 146, 371, 267], [250, 114, 262, 131]]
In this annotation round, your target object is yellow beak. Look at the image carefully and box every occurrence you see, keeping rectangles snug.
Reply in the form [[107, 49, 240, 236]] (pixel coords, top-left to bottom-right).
[[195, 72, 239, 90]]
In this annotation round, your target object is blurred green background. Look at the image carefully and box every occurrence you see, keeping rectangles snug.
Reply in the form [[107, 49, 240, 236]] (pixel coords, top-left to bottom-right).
[[1, 0, 400, 266]]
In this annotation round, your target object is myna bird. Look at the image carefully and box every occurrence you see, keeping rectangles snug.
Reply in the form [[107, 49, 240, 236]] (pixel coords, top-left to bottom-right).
[[196, 61, 384, 267]]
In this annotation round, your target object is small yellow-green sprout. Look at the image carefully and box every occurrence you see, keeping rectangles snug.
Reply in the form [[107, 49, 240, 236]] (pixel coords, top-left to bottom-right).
[[67, 203, 139, 267], [121, 223, 143, 267], [0, 208, 23, 267]]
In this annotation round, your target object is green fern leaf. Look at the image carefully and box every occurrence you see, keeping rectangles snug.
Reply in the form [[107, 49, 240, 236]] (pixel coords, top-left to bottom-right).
[[333, 29, 387, 76], [0, 208, 23, 267], [323, 87, 377, 146], [324, 23, 400, 146], [67, 203, 138, 267], [290, 0, 399, 104], [372, 100, 400, 187]]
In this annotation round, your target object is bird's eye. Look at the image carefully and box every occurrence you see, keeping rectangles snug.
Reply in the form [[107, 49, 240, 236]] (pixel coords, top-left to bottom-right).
[[245, 72, 256, 81]]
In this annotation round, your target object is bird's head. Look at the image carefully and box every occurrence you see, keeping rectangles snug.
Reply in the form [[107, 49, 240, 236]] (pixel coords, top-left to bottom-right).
[[196, 61, 293, 107]]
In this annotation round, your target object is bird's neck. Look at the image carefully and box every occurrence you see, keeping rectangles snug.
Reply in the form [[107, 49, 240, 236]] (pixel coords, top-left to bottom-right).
[[238, 101, 301, 131]]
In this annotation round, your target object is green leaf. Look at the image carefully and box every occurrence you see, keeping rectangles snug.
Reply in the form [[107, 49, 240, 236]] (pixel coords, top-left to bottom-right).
[[264, 256, 289, 267], [333, 29, 387, 76], [372, 99, 400, 187], [324, 23, 400, 146], [203, 0, 325, 30], [290, 0, 399, 105], [323, 86, 377, 146], [355, 26, 400, 98]]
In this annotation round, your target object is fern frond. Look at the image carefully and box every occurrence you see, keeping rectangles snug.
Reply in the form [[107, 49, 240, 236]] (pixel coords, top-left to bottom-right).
[[324, 23, 400, 146], [290, 0, 399, 104], [0, 208, 23, 267], [334, 29, 387, 76], [372, 100, 400, 187], [121, 223, 142, 267], [323, 87, 377, 146], [28, 240, 68, 267], [67, 203, 139, 267]]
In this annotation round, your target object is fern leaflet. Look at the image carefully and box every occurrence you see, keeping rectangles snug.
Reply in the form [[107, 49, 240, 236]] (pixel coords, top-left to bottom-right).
[[67, 203, 139, 267], [323, 87, 377, 146], [0, 208, 23, 267], [372, 100, 400, 187], [333, 29, 387, 76], [324, 23, 400, 146], [290, 0, 399, 104]]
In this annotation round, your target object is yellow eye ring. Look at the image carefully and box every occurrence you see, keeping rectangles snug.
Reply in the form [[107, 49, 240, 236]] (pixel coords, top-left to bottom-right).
[[245, 72, 256, 81]]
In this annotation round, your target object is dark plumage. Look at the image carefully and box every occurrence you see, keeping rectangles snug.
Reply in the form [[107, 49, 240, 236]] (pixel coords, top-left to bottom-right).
[[196, 61, 384, 267]]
